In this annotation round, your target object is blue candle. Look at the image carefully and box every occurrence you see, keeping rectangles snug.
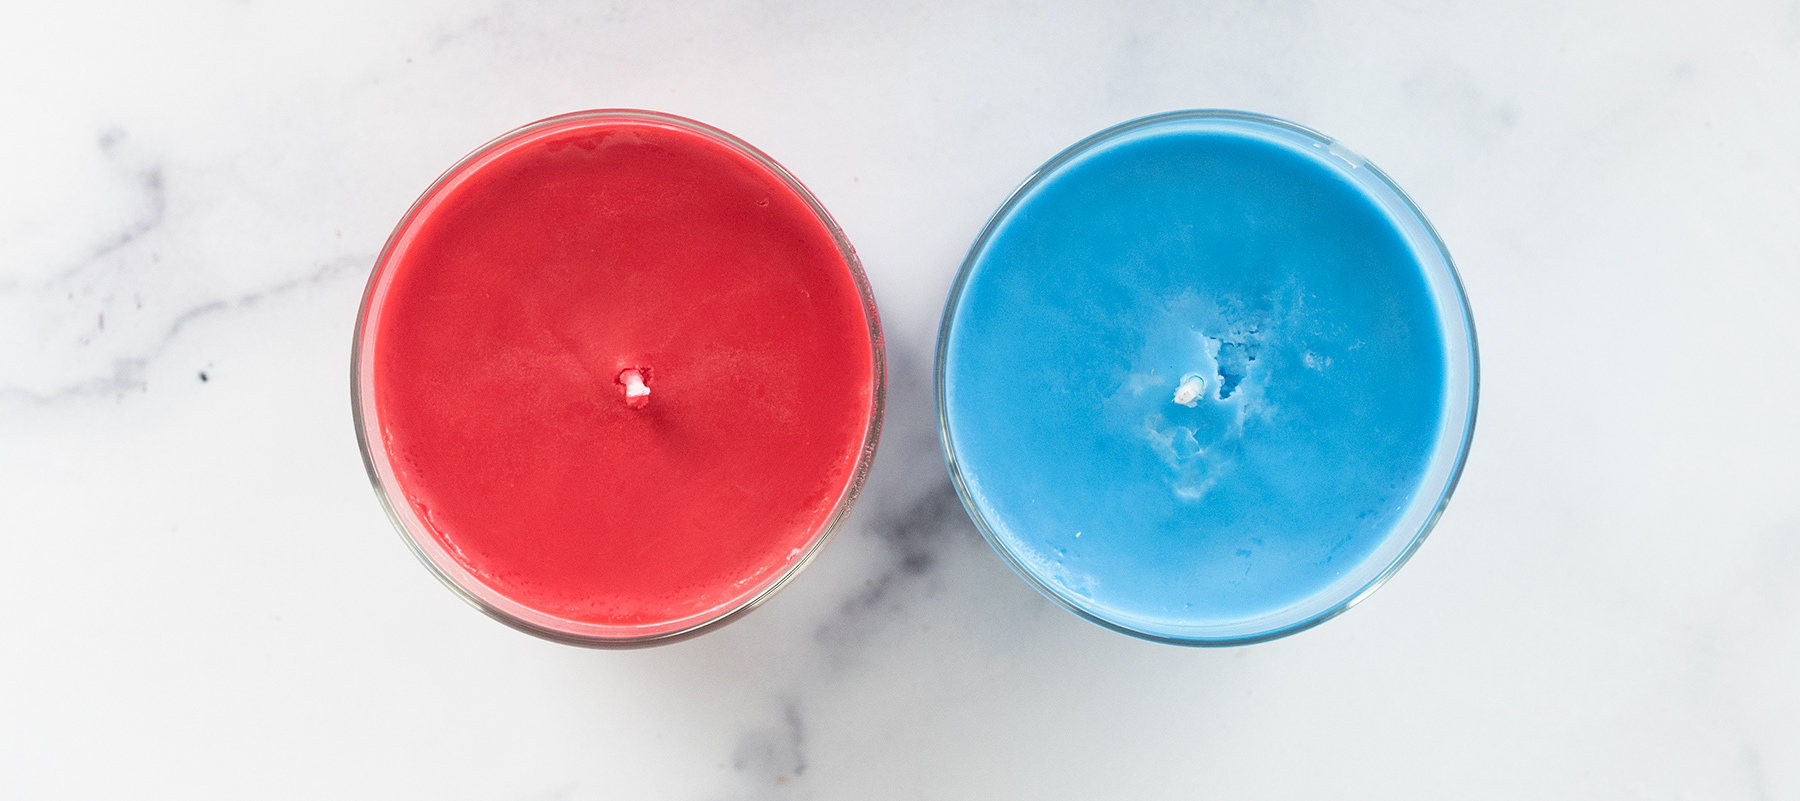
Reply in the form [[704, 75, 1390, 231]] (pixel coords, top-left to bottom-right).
[[937, 111, 1478, 645]]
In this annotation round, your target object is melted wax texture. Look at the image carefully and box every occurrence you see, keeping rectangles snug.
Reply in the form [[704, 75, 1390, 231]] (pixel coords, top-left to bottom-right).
[[942, 123, 1449, 637], [370, 119, 874, 629]]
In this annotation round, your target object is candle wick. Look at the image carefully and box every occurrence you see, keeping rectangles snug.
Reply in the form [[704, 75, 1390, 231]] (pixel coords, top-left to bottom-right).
[[619, 368, 651, 409], [1172, 374, 1206, 407]]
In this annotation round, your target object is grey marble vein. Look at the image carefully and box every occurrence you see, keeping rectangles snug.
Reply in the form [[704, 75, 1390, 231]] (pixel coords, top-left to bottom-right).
[[0, 130, 165, 294], [810, 345, 981, 660], [0, 253, 366, 404], [729, 698, 808, 795]]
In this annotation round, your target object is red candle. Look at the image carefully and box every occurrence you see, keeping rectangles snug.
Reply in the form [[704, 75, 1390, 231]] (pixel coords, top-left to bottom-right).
[[353, 111, 884, 646]]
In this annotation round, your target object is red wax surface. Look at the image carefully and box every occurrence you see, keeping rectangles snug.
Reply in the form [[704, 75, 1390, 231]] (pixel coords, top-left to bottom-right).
[[362, 113, 878, 635]]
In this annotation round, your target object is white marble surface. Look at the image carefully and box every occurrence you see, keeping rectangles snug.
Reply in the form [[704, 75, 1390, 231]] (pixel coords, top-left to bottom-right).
[[3, 1, 1797, 797]]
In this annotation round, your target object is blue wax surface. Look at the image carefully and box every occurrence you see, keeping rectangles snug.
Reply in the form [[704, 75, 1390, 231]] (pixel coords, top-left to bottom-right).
[[941, 114, 1468, 642]]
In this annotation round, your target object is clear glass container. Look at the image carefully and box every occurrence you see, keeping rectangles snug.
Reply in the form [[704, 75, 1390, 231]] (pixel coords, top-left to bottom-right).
[[936, 110, 1478, 646], [353, 110, 885, 647]]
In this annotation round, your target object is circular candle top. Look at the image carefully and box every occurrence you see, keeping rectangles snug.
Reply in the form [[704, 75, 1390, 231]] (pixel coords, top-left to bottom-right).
[[938, 111, 1477, 645], [355, 111, 883, 646]]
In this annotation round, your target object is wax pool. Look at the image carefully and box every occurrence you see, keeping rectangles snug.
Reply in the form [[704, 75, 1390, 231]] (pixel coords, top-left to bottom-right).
[[938, 112, 1476, 644], [355, 111, 882, 644]]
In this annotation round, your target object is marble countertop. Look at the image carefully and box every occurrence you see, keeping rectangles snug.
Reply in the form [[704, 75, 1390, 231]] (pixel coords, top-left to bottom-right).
[[3, 1, 1796, 797]]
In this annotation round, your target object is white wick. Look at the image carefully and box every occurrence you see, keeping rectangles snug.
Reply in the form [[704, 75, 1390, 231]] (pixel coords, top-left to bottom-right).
[[619, 368, 651, 409], [1172, 374, 1206, 407]]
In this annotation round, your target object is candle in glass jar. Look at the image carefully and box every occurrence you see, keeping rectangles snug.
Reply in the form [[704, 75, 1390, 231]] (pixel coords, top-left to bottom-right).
[[354, 110, 884, 646], [937, 111, 1477, 645]]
